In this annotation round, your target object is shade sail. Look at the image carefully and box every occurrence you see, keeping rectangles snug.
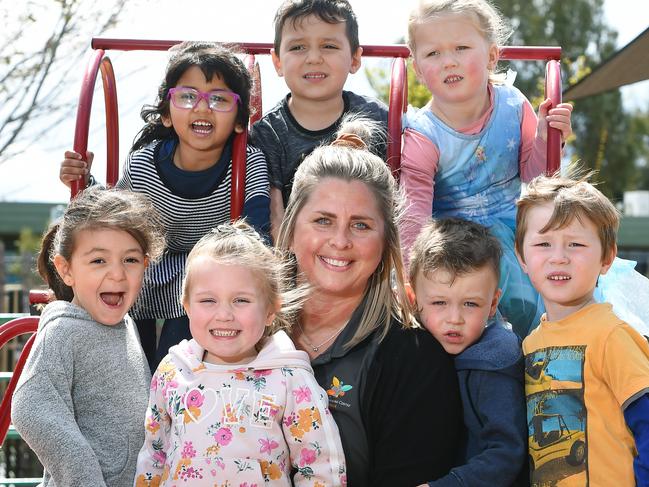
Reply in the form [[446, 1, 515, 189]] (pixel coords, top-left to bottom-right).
[[563, 27, 649, 101]]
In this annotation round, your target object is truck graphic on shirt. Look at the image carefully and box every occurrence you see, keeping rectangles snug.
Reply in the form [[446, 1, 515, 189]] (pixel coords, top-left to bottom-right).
[[528, 413, 586, 472]]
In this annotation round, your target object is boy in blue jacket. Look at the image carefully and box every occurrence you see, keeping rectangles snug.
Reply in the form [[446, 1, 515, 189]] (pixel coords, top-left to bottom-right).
[[410, 218, 528, 486]]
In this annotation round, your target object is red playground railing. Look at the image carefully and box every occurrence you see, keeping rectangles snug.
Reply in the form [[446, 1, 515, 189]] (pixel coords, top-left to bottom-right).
[[71, 39, 562, 197]]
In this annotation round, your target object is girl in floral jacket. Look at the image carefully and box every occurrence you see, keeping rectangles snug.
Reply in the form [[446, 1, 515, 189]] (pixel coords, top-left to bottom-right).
[[134, 222, 346, 487]]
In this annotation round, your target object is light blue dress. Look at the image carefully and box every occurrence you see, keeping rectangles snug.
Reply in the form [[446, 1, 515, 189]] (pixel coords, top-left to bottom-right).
[[404, 84, 544, 337]]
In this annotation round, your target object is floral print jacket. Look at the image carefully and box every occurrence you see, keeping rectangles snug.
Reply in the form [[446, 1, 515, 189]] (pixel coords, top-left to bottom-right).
[[134, 331, 346, 487]]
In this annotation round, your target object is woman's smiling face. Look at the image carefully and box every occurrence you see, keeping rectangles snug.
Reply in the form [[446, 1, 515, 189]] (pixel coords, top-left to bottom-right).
[[290, 177, 385, 301]]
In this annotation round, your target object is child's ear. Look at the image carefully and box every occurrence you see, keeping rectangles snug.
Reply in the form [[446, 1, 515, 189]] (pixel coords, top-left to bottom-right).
[[53, 254, 74, 287], [489, 288, 502, 318], [271, 49, 284, 77], [233, 123, 244, 134], [349, 46, 363, 74], [412, 59, 427, 85], [143, 255, 150, 269], [266, 299, 280, 327], [515, 248, 528, 274], [487, 44, 499, 71], [161, 113, 173, 128], [599, 244, 617, 276], [404, 282, 417, 307]]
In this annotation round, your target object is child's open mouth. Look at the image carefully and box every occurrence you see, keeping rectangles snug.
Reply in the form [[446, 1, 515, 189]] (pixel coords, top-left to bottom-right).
[[444, 75, 463, 84], [192, 120, 213, 134], [444, 331, 462, 343], [100, 292, 124, 307]]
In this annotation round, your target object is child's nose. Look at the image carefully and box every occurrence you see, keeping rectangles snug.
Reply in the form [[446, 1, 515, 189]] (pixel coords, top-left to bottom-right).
[[305, 48, 323, 64], [213, 304, 234, 321], [442, 52, 458, 68], [448, 307, 464, 324], [549, 247, 569, 264], [193, 94, 211, 111], [107, 263, 127, 280]]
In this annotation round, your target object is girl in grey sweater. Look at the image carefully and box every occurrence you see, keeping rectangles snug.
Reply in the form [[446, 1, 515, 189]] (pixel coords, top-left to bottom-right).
[[12, 187, 165, 487]]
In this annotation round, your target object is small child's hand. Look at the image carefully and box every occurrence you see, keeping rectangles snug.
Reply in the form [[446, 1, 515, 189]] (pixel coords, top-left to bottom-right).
[[537, 99, 573, 143], [60, 150, 94, 188]]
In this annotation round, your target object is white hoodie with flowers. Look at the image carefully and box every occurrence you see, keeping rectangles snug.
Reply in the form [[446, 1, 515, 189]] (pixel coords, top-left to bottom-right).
[[134, 331, 346, 487]]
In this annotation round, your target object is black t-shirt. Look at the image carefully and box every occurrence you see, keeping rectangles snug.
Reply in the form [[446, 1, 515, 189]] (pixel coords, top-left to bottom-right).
[[249, 91, 388, 205]]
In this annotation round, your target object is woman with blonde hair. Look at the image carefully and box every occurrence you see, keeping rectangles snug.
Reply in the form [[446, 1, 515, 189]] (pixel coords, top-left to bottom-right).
[[277, 117, 462, 487]]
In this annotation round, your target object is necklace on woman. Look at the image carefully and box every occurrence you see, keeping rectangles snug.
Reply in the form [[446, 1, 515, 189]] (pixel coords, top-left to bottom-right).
[[297, 322, 346, 353]]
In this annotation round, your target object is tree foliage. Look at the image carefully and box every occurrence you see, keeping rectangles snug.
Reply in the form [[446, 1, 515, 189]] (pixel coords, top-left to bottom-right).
[[0, 0, 130, 164], [493, 0, 644, 199], [365, 0, 648, 198]]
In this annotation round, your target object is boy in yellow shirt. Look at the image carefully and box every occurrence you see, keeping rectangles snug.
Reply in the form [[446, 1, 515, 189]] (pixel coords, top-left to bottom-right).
[[515, 171, 649, 486]]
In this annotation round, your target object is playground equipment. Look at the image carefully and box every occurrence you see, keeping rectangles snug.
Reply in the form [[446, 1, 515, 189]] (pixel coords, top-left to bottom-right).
[[0, 38, 562, 484]]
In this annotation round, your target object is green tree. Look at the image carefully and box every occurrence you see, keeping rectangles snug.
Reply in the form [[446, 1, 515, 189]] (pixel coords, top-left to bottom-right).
[[365, 37, 431, 109], [10, 228, 43, 312], [493, 0, 643, 199]]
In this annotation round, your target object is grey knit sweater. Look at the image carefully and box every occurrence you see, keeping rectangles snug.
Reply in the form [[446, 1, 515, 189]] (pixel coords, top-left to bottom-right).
[[11, 301, 151, 487]]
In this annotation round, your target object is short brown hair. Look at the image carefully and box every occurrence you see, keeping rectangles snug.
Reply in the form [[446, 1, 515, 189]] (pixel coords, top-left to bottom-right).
[[409, 218, 501, 290], [273, 0, 360, 54], [515, 170, 619, 262]]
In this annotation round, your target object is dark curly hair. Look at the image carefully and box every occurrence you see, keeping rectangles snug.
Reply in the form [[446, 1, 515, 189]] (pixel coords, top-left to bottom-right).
[[131, 41, 252, 152]]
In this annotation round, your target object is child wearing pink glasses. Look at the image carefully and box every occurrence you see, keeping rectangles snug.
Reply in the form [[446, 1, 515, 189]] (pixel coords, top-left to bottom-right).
[[58, 42, 270, 371]]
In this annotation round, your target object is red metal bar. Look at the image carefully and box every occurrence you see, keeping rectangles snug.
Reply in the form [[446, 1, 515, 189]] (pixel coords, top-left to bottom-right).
[[85, 37, 562, 195], [0, 317, 39, 445], [545, 60, 562, 174], [230, 130, 247, 220], [92, 38, 412, 58], [499, 46, 561, 61], [91, 38, 560, 61], [246, 55, 262, 127], [100, 57, 120, 187], [72, 49, 105, 197], [28, 290, 50, 305], [388, 58, 407, 177]]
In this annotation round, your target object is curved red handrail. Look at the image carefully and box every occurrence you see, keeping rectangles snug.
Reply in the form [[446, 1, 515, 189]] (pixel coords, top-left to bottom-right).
[[72, 52, 119, 197], [100, 57, 120, 186], [72, 49, 104, 197], [0, 317, 39, 445], [75, 43, 247, 215], [82, 38, 562, 200], [545, 60, 562, 174]]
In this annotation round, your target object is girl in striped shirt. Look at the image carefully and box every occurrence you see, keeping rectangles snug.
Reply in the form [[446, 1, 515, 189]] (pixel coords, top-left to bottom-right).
[[59, 41, 271, 370]]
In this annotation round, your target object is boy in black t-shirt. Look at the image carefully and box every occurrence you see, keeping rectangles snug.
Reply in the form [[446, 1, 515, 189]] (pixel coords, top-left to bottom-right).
[[250, 0, 388, 241]]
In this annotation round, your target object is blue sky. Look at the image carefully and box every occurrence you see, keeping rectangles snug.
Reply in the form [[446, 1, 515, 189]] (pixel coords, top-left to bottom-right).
[[1, 0, 647, 203]]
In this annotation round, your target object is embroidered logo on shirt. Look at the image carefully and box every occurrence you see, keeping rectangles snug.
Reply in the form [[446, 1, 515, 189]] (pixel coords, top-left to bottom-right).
[[327, 376, 353, 398]]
